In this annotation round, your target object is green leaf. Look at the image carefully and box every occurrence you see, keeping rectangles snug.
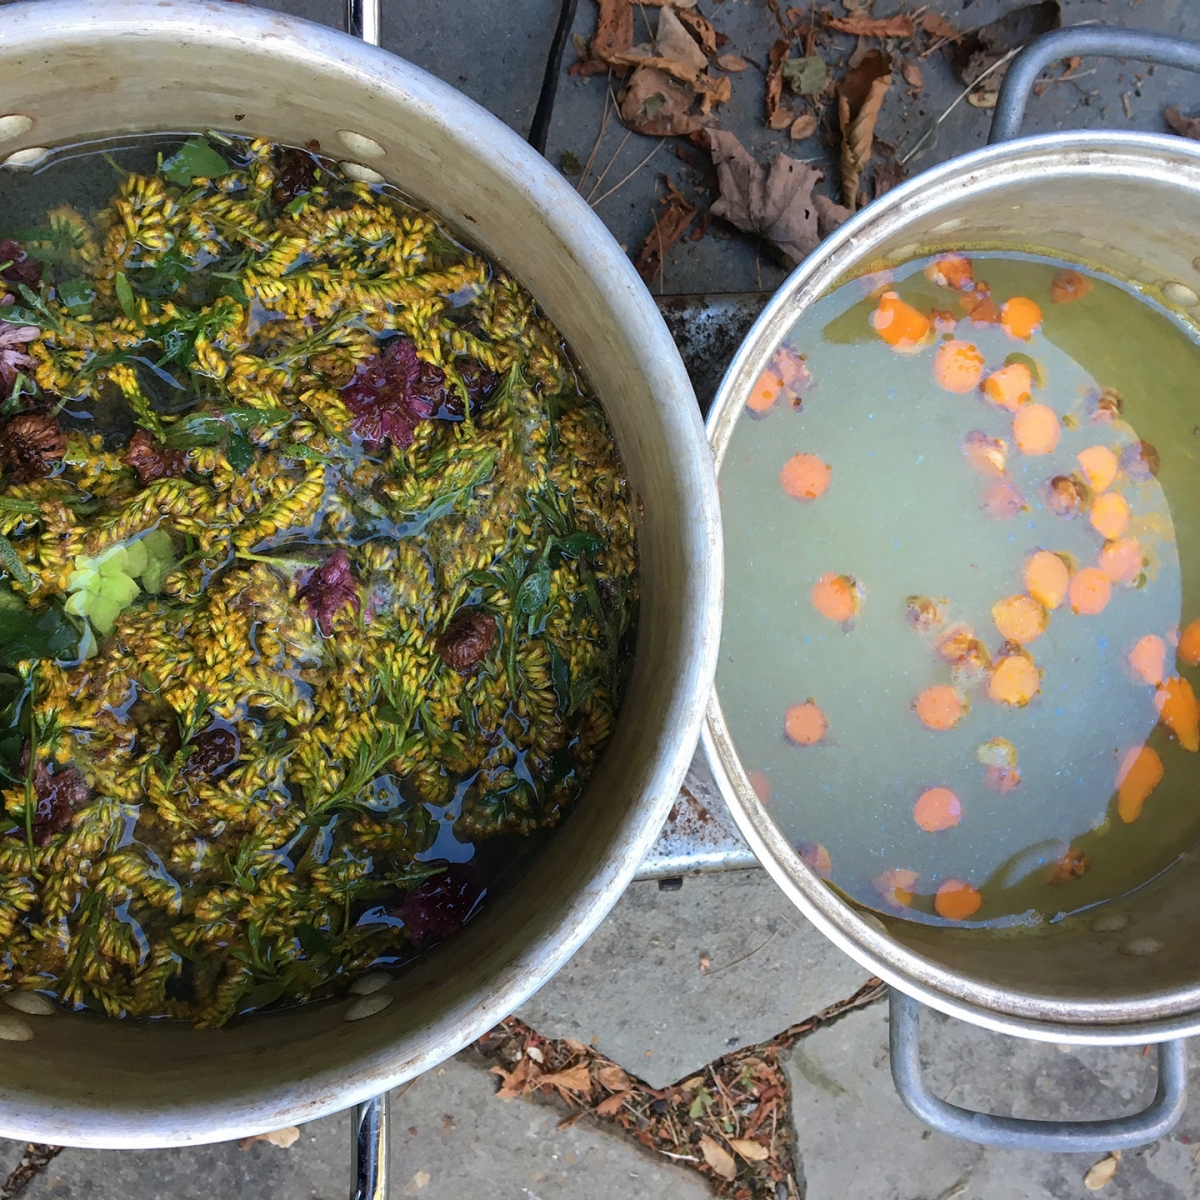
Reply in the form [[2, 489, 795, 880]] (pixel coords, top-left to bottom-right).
[[226, 434, 254, 472], [556, 531, 604, 559], [161, 137, 229, 186], [296, 923, 335, 957], [0, 588, 79, 664], [57, 278, 94, 315], [569, 674, 599, 716], [0, 535, 30, 586], [114, 271, 136, 320], [548, 642, 570, 711], [782, 54, 828, 95], [375, 703, 407, 727], [515, 564, 552, 620]]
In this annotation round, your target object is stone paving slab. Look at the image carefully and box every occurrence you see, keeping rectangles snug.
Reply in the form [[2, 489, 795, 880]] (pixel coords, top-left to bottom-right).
[[785, 1002, 1200, 1200]]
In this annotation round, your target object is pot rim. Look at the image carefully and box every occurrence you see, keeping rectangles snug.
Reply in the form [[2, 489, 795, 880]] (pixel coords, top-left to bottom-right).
[[0, 0, 722, 1145], [704, 127, 1200, 1044]]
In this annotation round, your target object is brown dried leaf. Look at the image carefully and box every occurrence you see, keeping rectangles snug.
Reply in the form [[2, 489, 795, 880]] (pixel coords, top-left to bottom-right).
[[699, 1134, 737, 1180], [902, 62, 923, 89], [814, 193, 852, 237], [696, 72, 732, 114], [597, 1063, 631, 1091], [1165, 106, 1200, 140], [594, 1089, 632, 1116], [654, 5, 709, 71], [239, 1127, 301, 1150], [541, 1064, 594, 1094], [921, 12, 961, 42], [837, 49, 892, 210], [716, 53, 749, 72], [790, 112, 818, 140], [570, 0, 634, 76], [491, 1058, 538, 1099], [677, 9, 719, 57], [633, 179, 697, 281], [619, 66, 715, 136], [824, 13, 914, 39], [1084, 1151, 1121, 1190], [765, 38, 794, 130], [951, 2, 1061, 91], [873, 158, 907, 199], [707, 129, 830, 265], [728, 1137, 770, 1162]]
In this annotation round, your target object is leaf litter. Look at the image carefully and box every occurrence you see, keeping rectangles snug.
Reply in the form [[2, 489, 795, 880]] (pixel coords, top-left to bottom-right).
[[837, 49, 893, 210], [476, 977, 887, 1198]]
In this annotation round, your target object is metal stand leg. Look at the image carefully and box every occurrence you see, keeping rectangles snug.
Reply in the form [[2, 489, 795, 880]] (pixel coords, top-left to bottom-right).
[[351, 1094, 389, 1200]]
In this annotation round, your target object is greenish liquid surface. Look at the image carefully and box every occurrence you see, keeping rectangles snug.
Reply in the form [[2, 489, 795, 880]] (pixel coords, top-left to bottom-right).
[[717, 253, 1200, 928]]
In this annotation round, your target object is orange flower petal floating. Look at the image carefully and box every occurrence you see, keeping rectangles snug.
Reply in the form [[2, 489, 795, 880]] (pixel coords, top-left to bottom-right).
[[988, 655, 1040, 706], [914, 685, 967, 730], [746, 769, 772, 803], [935, 625, 991, 673], [1117, 745, 1164, 823], [871, 291, 931, 352], [1076, 445, 1118, 493], [1180, 617, 1200, 667], [785, 701, 828, 746], [905, 595, 945, 632], [913, 787, 962, 832], [1089, 491, 1132, 541], [747, 368, 783, 415], [1048, 847, 1089, 884], [1156, 676, 1200, 752], [960, 283, 1000, 325], [1024, 550, 1070, 610], [992, 594, 1047, 645], [1097, 536, 1142, 585], [874, 867, 919, 908], [980, 479, 1026, 519], [1069, 567, 1112, 615], [781, 453, 832, 500], [981, 363, 1033, 411], [935, 879, 982, 921], [933, 340, 986, 393], [962, 430, 1008, 476], [1000, 296, 1043, 340], [984, 765, 1022, 793], [1129, 635, 1167, 687], [931, 309, 958, 335], [798, 841, 832, 878], [811, 572, 862, 622], [1050, 268, 1092, 304], [1012, 403, 1061, 455], [924, 254, 974, 290]]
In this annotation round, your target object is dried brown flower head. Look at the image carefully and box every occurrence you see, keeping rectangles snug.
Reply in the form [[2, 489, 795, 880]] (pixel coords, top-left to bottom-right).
[[0, 413, 67, 482], [436, 609, 496, 673], [32, 762, 89, 846], [123, 429, 189, 485]]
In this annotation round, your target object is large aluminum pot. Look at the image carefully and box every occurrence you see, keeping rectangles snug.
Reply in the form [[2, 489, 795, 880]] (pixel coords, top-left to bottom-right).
[[705, 26, 1200, 1153], [0, 0, 721, 1153]]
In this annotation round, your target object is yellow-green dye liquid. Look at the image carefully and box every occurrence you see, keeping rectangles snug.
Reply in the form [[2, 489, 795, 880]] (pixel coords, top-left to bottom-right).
[[717, 253, 1200, 928]]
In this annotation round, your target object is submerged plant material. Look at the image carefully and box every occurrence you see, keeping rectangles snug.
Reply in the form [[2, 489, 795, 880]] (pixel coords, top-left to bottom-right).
[[0, 137, 637, 1025]]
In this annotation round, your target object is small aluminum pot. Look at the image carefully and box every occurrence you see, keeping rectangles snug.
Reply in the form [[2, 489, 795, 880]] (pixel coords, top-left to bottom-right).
[[0, 0, 721, 1176], [705, 26, 1200, 1154]]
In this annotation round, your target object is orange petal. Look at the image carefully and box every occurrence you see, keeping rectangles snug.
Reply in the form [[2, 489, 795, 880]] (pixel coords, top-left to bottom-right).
[[1000, 296, 1043, 340], [1089, 492, 1132, 541], [780, 453, 832, 500], [983, 764, 1021, 793], [1069, 567, 1112, 615], [798, 841, 832, 878], [934, 340, 986, 393], [980, 479, 1026, 519], [1076, 445, 1118, 493], [811, 573, 861, 622], [1156, 676, 1200, 751], [1129, 635, 1167, 687], [992, 594, 1047, 644], [746, 769, 772, 803], [1179, 617, 1200, 667], [913, 787, 962, 832], [924, 254, 974, 290], [785, 701, 827, 746], [874, 867, 920, 908], [1024, 550, 1070, 610], [981, 363, 1032, 412], [914, 685, 967, 730], [1050, 268, 1092, 304], [935, 879, 982, 920], [1013, 403, 1061, 455], [1097, 536, 1142, 585], [747, 368, 783, 415], [871, 291, 931, 352], [988, 655, 1040, 706], [1117, 745, 1164, 822], [962, 430, 1008, 477]]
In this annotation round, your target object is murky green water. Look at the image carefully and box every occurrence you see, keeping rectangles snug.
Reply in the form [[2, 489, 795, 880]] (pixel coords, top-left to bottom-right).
[[717, 253, 1200, 928]]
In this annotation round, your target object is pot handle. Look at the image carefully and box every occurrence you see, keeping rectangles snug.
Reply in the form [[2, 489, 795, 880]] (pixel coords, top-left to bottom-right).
[[991, 25, 1200, 144], [344, 0, 382, 46], [888, 989, 1188, 1151]]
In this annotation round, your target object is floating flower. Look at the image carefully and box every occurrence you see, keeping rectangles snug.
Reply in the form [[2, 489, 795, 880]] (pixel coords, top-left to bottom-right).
[[0, 320, 38, 392], [436, 609, 496, 673], [123, 429, 188, 485], [31, 762, 89, 846], [272, 146, 319, 207], [298, 548, 360, 635], [0, 413, 67, 482], [393, 863, 486, 946], [186, 725, 241, 778], [0, 238, 42, 290]]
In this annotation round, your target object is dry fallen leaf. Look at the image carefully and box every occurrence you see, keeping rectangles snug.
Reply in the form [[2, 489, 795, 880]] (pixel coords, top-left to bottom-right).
[[1165, 106, 1200, 140], [409, 1170, 431, 1192], [902, 61, 923, 89], [619, 66, 715, 136], [921, 12, 961, 42], [570, 0, 634, 76], [824, 13, 915, 39], [491, 1057, 538, 1099], [698, 1134, 737, 1181], [790, 112, 818, 140], [526, 1045, 544, 1063], [594, 1089, 632, 1116], [598, 1063, 631, 1091], [716, 53, 749, 72], [1084, 1150, 1121, 1190], [541, 1063, 594, 1094], [966, 90, 998, 109], [238, 1127, 300, 1150], [677, 9, 719, 58], [729, 1137, 770, 1162], [873, 158, 907, 199], [707, 129, 837, 265], [633, 179, 698, 281], [651, 5, 708, 72], [837, 49, 892, 210], [765, 37, 795, 130]]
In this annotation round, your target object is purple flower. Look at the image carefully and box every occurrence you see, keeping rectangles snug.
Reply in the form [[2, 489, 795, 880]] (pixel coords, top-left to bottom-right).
[[0, 239, 41, 290], [341, 337, 440, 449], [298, 548, 360, 636], [392, 863, 486, 946], [0, 320, 38, 393], [32, 762, 89, 846]]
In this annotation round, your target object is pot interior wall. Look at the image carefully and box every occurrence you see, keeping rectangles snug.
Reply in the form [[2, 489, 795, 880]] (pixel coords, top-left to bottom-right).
[[0, 1, 719, 1146], [799, 143, 1200, 1025]]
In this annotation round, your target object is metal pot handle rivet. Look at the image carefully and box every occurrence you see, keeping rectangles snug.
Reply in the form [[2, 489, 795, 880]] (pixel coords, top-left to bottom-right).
[[991, 25, 1200, 143], [888, 989, 1188, 1151]]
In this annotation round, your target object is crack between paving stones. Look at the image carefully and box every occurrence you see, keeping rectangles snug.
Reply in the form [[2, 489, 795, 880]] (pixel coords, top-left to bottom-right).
[[2, 1144, 64, 1200]]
